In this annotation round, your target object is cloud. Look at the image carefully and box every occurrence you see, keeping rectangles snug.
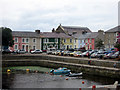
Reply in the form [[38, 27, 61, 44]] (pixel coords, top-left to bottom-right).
[[0, 0, 119, 32]]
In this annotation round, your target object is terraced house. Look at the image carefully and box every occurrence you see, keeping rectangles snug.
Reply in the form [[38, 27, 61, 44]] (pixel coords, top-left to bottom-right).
[[10, 30, 41, 52], [104, 25, 120, 48], [40, 32, 72, 50]]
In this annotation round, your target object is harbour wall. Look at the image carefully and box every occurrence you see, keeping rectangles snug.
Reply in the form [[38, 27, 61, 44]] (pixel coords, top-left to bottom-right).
[[2, 54, 120, 78]]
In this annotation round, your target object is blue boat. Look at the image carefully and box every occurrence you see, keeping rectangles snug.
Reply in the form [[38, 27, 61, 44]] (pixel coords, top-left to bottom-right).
[[50, 67, 71, 75]]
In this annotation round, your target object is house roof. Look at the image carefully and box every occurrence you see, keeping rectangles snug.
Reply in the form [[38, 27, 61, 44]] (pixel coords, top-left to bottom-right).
[[61, 25, 91, 35], [105, 25, 120, 33], [40, 32, 73, 38], [12, 31, 41, 37], [86, 32, 98, 38], [73, 32, 98, 39]]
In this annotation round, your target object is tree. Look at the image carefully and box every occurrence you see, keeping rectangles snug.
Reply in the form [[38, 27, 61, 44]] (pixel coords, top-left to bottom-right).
[[95, 39, 104, 50], [2, 27, 14, 49], [114, 42, 120, 51]]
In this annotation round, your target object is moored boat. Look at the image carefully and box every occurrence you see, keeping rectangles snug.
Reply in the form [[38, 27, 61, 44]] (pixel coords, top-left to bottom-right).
[[50, 67, 71, 75], [68, 72, 83, 77]]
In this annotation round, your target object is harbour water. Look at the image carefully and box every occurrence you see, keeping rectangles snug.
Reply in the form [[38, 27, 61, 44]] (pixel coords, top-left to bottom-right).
[[2, 66, 119, 88]]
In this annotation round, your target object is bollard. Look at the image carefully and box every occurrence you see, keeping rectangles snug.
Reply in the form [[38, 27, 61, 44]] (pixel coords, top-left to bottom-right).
[[7, 69, 11, 72]]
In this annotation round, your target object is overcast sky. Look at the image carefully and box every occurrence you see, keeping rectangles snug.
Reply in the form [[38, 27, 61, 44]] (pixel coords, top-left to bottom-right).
[[0, 0, 119, 32]]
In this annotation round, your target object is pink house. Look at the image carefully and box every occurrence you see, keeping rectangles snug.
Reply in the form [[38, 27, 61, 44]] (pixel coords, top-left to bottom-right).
[[10, 31, 41, 52], [85, 38, 95, 50], [10, 36, 29, 52], [85, 31, 104, 50]]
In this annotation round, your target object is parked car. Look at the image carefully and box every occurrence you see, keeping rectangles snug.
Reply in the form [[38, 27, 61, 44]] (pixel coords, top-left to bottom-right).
[[110, 51, 120, 59], [81, 51, 89, 57], [16, 50, 26, 54], [63, 51, 72, 56], [47, 48, 56, 54], [69, 51, 77, 56], [55, 50, 61, 55], [2, 49, 12, 54], [91, 52, 98, 58], [103, 52, 114, 59], [31, 49, 42, 54], [73, 51, 82, 57]]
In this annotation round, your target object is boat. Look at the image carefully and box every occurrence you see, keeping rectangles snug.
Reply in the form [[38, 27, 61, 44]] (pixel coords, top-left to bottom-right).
[[50, 67, 71, 75], [88, 81, 118, 89], [66, 72, 83, 77]]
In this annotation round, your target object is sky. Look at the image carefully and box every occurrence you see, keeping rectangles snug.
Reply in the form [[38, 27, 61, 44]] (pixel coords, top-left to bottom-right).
[[0, 0, 119, 32]]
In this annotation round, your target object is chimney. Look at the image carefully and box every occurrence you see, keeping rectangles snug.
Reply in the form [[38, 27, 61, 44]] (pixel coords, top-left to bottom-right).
[[52, 28, 55, 32], [35, 30, 40, 34]]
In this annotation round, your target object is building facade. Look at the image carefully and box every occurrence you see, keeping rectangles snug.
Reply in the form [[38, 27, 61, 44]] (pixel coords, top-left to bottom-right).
[[104, 26, 120, 49], [10, 30, 41, 52]]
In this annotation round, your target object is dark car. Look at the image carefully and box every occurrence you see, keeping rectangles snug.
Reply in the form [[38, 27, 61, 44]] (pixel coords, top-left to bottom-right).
[[2, 49, 12, 54], [103, 52, 114, 59]]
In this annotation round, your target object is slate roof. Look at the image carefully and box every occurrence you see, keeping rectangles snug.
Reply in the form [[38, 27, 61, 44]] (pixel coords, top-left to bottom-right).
[[105, 25, 120, 33], [61, 25, 91, 35], [73, 32, 98, 39], [12, 31, 73, 38], [40, 32, 73, 38], [12, 31, 40, 37]]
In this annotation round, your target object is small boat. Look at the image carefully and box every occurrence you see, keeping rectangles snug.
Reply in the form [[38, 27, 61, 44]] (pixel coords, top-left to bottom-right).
[[88, 81, 118, 89], [50, 67, 71, 75], [67, 72, 83, 77]]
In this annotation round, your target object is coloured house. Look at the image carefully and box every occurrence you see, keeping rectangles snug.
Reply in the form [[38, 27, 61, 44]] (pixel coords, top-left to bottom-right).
[[41, 32, 73, 50], [104, 26, 120, 48], [54, 24, 92, 49], [10, 30, 41, 52], [85, 30, 104, 50]]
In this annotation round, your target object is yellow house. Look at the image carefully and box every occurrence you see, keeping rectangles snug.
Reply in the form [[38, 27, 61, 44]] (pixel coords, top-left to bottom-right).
[[61, 38, 74, 50]]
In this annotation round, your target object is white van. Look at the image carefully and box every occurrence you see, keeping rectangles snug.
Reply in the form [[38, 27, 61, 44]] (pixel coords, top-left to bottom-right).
[[47, 48, 56, 54]]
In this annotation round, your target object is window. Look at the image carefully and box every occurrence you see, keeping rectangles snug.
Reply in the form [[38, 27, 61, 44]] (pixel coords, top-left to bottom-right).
[[74, 45, 76, 48], [14, 45, 18, 50], [14, 38, 18, 43], [70, 45, 72, 49], [22, 38, 25, 43], [70, 39, 72, 43], [89, 39, 91, 43], [33, 38, 36, 42], [22, 45, 25, 50], [74, 39, 77, 43], [26, 38, 29, 43], [63, 45, 66, 49], [85, 39, 88, 43], [55, 39, 58, 42], [33, 46, 36, 50], [64, 39, 66, 43]]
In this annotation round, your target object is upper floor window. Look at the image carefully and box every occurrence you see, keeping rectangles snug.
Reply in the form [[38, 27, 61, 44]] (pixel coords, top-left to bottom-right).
[[85, 39, 88, 43], [70, 39, 72, 43], [55, 39, 58, 42], [22, 38, 25, 43], [14, 38, 18, 43], [89, 39, 92, 43], [33, 38, 36, 43], [26, 38, 29, 43], [64, 39, 66, 43]]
